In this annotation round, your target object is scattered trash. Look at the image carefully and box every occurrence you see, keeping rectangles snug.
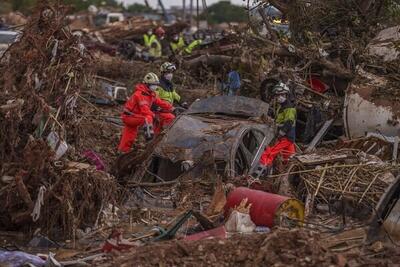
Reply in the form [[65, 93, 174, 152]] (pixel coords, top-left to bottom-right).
[[47, 132, 68, 160], [102, 229, 136, 252], [225, 199, 256, 233], [83, 150, 106, 171], [184, 226, 227, 241], [28, 234, 59, 248], [0, 251, 45, 267]]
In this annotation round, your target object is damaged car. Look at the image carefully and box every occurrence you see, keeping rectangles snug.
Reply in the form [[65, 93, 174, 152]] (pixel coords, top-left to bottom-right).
[[117, 96, 275, 183]]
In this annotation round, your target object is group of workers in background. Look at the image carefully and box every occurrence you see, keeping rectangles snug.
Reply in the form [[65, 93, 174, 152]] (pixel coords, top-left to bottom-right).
[[142, 26, 203, 60], [118, 46, 297, 178]]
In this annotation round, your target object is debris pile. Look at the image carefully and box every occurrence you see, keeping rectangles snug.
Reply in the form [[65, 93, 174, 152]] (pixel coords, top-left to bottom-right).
[[1, 0, 400, 265], [287, 150, 397, 218], [100, 228, 338, 267], [0, 0, 118, 237]]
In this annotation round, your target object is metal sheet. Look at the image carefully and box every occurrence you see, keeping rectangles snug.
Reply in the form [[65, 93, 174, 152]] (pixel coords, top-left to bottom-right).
[[344, 91, 400, 138], [367, 26, 400, 62], [187, 96, 269, 118], [383, 199, 400, 241]]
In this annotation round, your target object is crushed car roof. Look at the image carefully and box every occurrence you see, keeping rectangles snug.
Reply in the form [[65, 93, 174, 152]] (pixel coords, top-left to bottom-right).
[[186, 96, 269, 118]]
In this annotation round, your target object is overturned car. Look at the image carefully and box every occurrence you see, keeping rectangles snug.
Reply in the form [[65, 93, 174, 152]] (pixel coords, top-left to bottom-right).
[[116, 96, 275, 183]]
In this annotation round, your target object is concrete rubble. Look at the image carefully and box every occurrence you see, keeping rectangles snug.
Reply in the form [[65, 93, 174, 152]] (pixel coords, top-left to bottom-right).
[[0, 0, 400, 266]]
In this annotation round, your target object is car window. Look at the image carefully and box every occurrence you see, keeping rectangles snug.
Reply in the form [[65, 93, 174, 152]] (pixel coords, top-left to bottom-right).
[[234, 129, 266, 175], [242, 129, 265, 155]]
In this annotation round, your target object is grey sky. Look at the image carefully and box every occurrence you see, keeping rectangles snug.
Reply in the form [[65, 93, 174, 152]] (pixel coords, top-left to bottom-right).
[[120, 0, 244, 8]]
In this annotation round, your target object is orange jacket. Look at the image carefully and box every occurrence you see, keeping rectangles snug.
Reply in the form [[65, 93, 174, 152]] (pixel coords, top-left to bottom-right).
[[124, 83, 173, 124]]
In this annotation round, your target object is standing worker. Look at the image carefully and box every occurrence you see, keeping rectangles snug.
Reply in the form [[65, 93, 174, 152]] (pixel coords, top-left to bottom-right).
[[156, 62, 186, 106], [223, 70, 241, 96], [148, 27, 165, 59], [143, 29, 156, 49], [253, 83, 296, 176], [118, 73, 175, 153]]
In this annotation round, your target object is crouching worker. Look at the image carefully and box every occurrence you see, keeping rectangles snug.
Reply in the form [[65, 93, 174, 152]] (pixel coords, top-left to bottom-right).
[[118, 73, 175, 153], [253, 83, 296, 177], [156, 62, 188, 109]]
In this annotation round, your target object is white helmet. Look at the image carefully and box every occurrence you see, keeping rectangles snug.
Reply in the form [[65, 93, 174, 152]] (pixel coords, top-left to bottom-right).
[[143, 72, 160, 85], [160, 62, 176, 73], [272, 82, 290, 95]]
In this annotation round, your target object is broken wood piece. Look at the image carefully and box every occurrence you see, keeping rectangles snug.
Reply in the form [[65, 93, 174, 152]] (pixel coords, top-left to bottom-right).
[[15, 171, 34, 210], [192, 211, 217, 230], [66, 161, 92, 170], [392, 136, 399, 164], [308, 164, 329, 215], [206, 180, 226, 216], [127, 180, 178, 187], [305, 119, 334, 152], [0, 99, 24, 112]]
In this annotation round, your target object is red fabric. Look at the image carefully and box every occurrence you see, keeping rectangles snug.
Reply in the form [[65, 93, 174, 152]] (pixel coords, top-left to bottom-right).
[[124, 83, 173, 125], [308, 77, 328, 93], [259, 138, 295, 166], [118, 84, 174, 152], [154, 112, 175, 134], [118, 114, 145, 152]]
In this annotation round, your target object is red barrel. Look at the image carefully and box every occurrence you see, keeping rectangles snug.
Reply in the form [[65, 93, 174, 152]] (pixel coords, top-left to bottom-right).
[[224, 187, 304, 227]]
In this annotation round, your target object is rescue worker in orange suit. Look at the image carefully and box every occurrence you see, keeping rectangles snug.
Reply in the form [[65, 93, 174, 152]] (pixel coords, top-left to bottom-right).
[[253, 83, 296, 177], [118, 73, 175, 153]]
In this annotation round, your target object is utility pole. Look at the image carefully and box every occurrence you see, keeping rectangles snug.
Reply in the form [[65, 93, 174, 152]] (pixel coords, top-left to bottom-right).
[[202, 0, 208, 28], [182, 0, 186, 21], [196, 0, 199, 29], [190, 0, 193, 27]]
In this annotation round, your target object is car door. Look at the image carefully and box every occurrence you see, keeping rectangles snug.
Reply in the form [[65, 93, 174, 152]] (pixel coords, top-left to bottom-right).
[[234, 128, 266, 176]]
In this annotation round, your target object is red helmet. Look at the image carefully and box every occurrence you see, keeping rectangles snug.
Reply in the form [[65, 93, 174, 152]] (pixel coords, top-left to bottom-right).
[[155, 27, 165, 37]]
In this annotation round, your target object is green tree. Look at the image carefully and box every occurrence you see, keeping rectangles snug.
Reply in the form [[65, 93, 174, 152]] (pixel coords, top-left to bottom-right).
[[200, 1, 246, 24], [0, 1, 14, 14], [126, 3, 154, 14], [11, 0, 35, 13]]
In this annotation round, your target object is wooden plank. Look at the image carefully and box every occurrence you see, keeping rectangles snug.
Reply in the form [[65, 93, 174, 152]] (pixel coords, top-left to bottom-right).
[[305, 119, 334, 152]]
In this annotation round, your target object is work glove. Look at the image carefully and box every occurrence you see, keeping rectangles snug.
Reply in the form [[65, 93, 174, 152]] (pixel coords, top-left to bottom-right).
[[143, 123, 154, 141]]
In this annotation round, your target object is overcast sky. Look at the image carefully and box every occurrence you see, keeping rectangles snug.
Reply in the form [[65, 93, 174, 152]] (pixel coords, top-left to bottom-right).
[[120, 0, 244, 8]]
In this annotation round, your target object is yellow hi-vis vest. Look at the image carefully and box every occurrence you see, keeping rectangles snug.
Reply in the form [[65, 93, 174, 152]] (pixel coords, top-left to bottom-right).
[[184, 39, 202, 54], [170, 36, 185, 52], [143, 34, 156, 48], [149, 38, 162, 58]]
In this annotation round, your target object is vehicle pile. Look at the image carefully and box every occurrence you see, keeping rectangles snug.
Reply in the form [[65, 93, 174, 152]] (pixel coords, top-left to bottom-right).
[[1, 0, 400, 266]]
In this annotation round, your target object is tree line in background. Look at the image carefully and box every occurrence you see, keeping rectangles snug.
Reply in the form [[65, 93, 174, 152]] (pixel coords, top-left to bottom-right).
[[0, 0, 247, 24]]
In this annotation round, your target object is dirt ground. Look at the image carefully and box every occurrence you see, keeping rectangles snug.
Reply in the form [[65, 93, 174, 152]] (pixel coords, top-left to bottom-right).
[[94, 228, 353, 267]]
